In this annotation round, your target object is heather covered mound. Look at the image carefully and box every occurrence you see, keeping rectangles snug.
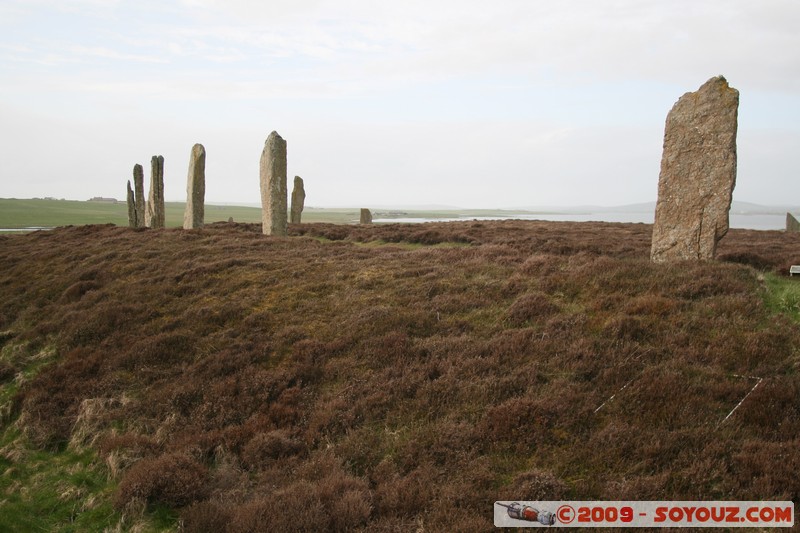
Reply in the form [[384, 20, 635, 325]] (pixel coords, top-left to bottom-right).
[[0, 220, 799, 531]]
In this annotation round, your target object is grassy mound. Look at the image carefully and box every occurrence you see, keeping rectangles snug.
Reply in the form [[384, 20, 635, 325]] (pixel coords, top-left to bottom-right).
[[0, 220, 798, 531]]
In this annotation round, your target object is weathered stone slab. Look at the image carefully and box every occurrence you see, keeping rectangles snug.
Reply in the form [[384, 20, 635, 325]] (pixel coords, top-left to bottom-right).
[[788, 213, 800, 232], [126, 181, 136, 228], [651, 76, 739, 262], [360, 208, 373, 224], [183, 144, 206, 229], [133, 164, 145, 228], [145, 155, 165, 229], [290, 176, 305, 224], [259, 132, 288, 236]]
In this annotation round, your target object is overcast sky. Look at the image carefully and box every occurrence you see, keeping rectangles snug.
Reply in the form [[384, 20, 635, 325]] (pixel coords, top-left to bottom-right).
[[1, 0, 798, 207]]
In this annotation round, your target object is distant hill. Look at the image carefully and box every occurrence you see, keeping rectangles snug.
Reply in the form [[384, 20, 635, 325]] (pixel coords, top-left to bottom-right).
[[729, 201, 800, 215], [514, 201, 800, 215]]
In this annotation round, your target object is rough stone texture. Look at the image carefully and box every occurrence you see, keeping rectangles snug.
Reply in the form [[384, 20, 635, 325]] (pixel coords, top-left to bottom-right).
[[360, 208, 373, 224], [145, 155, 165, 229], [126, 181, 136, 228], [183, 144, 206, 230], [651, 76, 739, 263], [787, 213, 800, 233], [259, 131, 288, 236], [290, 176, 306, 224], [133, 164, 145, 228]]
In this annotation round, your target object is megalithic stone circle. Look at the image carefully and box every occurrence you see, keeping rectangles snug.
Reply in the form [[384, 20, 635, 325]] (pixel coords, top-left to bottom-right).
[[183, 143, 206, 230], [145, 155, 165, 229], [290, 176, 306, 224], [651, 76, 739, 263], [360, 208, 373, 224], [133, 164, 145, 228], [787, 212, 800, 233], [259, 131, 288, 236], [126, 180, 136, 228]]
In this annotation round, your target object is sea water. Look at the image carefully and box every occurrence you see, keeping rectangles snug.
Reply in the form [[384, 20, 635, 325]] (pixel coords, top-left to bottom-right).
[[373, 213, 787, 231]]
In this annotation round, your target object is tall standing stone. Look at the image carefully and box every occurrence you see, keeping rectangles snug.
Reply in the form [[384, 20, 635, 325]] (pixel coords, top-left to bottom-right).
[[787, 213, 800, 232], [360, 208, 373, 224], [651, 76, 739, 263], [126, 181, 136, 228], [259, 131, 288, 236], [290, 176, 305, 224], [133, 164, 145, 228], [145, 155, 165, 229], [183, 144, 206, 229]]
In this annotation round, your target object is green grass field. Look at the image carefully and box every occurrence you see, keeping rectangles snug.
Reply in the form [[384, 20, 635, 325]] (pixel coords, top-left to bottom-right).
[[0, 199, 266, 229], [0, 198, 537, 230], [763, 272, 800, 322]]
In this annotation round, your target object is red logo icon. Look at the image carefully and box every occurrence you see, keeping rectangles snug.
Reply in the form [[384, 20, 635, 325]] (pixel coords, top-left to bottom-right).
[[557, 505, 575, 524]]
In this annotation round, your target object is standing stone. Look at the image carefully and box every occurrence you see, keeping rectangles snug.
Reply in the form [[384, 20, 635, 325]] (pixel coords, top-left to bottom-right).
[[145, 155, 165, 229], [290, 176, 306, 224], [360, 208, 373, 224], [787, 213, 800, 232], [126, 181, 136, 228], [183, 144, 206, 229], [651, 76, 739, 263], [259, 131, 288, 236], [133, 164, 145, 228]]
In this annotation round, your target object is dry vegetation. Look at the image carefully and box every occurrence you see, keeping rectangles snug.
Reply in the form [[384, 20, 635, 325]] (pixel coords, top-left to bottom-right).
[[0, 220, 798, 531]]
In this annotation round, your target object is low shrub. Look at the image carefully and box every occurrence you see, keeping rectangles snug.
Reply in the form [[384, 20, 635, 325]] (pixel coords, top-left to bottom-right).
[[121, 331, 195, 368], [373, 462, 438, 517], [730, 439, 800, 499], [181, 501, 232, 533], [114, 452, 208, 509], [61, 302, 144, 348], [228, 487, 328, 533], [59, 280, 102, 303], [479, 396, 558, 450], [0, 360, 15, 383], [16, 347, 103, 448], [499, 469, 568, 501], [241, 429, 305, 468], [718, 251, 776, 271], [505, 292, 559, 327]]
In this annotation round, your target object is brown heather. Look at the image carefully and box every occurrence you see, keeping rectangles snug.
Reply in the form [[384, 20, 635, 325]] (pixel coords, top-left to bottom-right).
[[0, 220, 799, 531]]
